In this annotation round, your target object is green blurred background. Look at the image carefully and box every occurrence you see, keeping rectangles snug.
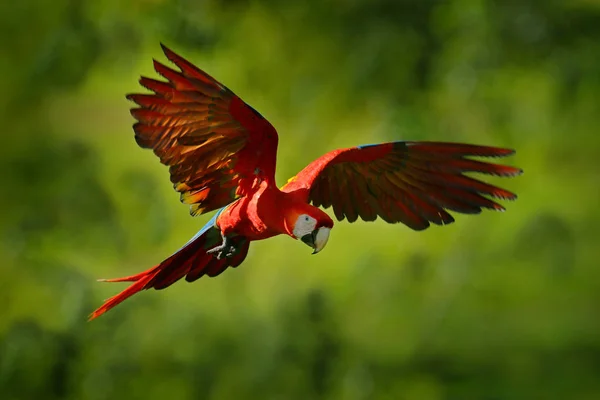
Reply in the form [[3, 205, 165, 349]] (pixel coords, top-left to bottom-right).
[[1, 0, 600, 399]]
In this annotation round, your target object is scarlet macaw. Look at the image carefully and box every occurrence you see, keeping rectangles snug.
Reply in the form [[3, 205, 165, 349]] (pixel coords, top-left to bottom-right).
[[89, 45, 522, 320]]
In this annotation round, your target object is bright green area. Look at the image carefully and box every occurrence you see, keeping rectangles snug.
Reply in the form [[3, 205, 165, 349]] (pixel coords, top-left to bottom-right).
[[1, 0, 600, 399]]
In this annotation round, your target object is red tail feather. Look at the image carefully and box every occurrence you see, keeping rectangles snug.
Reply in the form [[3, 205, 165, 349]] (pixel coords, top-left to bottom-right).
[[89, 266, 160, 321], [89, 226, 250, 321]]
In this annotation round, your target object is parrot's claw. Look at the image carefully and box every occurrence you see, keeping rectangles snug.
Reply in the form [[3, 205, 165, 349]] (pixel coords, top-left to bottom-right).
[[206, 233, 237, 260], [207, 247, 237, 260]]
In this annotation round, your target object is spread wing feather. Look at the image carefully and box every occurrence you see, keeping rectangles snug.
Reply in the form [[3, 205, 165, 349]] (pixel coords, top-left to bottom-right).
[[127, 44, 279, 216], [282, 141, 522, 231]]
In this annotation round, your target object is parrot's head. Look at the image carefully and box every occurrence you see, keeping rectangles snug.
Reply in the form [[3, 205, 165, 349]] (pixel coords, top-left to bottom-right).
[[286, 205, 334, 254]]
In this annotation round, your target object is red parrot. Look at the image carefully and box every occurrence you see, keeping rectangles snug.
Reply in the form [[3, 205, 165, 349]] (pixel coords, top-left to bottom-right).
[[89, 45, 522, 320]]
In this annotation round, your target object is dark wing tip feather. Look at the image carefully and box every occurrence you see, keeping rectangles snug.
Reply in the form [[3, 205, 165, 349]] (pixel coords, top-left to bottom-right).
[[138, 76, 172, 94], [132, 124, 153, 148], [405, 142, 517, 158], [152, 58, 166, 75], [152, 58, 176, 78], [491, 166, 523, 177], [160, 43, 178, 66], [499, 192, 518, 201], [412, 223, 430, 231], [158, 43, 218, 86], [160, 43, 174, 59], [495, 148, 516, 157], [159, 44, 196, 79], [511, 167, 524, 176], [482, 148, 516, 158]]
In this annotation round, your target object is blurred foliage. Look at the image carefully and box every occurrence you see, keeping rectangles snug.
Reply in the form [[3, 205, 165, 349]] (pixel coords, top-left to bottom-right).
[[1, 0, 600, 399]]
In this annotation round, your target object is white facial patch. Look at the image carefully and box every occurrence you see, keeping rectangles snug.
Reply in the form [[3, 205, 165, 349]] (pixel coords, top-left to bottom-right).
[[293, 214, 317, 238]]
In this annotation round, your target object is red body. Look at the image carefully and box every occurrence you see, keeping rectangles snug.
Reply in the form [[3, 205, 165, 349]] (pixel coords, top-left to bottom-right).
[[89, 45, 521, 320], [216, 180, 331, 240]]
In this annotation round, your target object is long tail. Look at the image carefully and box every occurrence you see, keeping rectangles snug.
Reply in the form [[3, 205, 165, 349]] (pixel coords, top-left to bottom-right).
[[89, 225, 249, 321]]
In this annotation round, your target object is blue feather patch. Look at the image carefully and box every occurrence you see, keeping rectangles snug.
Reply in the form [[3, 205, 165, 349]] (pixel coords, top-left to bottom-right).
[[174, 206, 226, 254]]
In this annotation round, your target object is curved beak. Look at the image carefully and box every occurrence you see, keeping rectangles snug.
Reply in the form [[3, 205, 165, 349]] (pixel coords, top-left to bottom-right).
[[301, 227, 330, 254]]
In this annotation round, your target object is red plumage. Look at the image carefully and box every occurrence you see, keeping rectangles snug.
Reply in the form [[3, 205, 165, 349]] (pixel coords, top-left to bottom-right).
[[90, 45, 522, 320], [282, 141, 521, 230]]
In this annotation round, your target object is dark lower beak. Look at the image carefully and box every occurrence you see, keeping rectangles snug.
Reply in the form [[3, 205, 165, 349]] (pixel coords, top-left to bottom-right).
[[301, 231, 317, 253]]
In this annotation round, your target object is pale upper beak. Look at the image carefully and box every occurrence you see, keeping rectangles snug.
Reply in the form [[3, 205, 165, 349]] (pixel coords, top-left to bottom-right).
[[300, 227, 331, 254]]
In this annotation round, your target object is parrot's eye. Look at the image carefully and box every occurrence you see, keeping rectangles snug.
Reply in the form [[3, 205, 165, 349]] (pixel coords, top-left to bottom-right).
[[293, 214, 317, 239]]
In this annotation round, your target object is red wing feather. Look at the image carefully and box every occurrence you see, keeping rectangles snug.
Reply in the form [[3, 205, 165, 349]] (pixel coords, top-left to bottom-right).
[[283, 141, 522, 231], [127, 44, 279, 216]]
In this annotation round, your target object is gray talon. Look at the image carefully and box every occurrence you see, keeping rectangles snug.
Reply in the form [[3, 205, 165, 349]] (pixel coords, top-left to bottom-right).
[[207, 233, 237, 260]]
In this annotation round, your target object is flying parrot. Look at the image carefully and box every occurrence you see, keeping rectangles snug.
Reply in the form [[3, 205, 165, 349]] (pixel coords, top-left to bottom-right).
[[89, 45, 522, 320]]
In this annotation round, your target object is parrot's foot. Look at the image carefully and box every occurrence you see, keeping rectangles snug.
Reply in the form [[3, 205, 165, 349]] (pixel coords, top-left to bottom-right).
[[207, 233, 237, 260]]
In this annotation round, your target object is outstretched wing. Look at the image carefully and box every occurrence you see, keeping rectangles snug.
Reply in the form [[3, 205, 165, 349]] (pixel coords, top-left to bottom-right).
[[282, 141, 522, 231], [127, 44, 279, 216]]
